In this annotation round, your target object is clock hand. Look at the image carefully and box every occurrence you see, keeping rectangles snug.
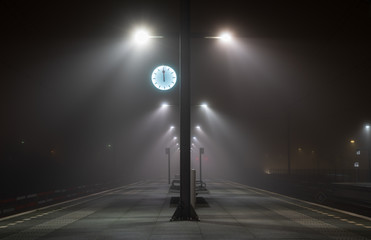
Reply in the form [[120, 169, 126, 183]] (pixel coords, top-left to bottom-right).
[[162, 68, 165, 82]]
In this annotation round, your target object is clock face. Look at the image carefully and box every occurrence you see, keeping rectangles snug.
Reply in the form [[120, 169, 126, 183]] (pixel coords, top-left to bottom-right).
[[151, 65, 177, 91]]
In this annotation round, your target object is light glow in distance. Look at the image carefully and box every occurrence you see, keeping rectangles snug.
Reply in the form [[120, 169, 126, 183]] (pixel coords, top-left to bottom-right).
[[161, 103, 170, 108], [201, 103, 208, 108]]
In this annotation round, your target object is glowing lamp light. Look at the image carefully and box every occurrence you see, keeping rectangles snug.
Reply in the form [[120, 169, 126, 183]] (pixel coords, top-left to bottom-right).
[[170, 126, 175, 130], [365, 124, 370, 130], [220, 32, 232, 42], [201, 103, 208, 108], [161, 103, 170, 108], [173, 137, 177, 140], [134, 29, 149, 44], [350, 139, 355, 144], [196, 125, 201, 130]]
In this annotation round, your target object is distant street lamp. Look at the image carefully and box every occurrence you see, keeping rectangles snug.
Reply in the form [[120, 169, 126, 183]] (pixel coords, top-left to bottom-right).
[[166, 148, 171, 184], [364, 124, 371, 181], [199, 147, 204, 184]]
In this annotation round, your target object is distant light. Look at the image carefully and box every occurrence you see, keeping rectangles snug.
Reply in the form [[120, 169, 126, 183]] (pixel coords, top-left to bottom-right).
[[350, 139, 355, 144], [176, 143, 179, 146], [134, 29, 149, 44], [195, 125, 201, 130], [354, 162, 359, 168], [298, 147, 303, 152], [20, 140, 25, 144], [170, 126, 175, 130], [107, 144, 112, 148], [173, 137, 177, 140], [220, 32, 232, 42], [201, 103, 208, 108], [193, 136, 197, 140], [365, 124, 370, 130], [161, 103, 170, 108]]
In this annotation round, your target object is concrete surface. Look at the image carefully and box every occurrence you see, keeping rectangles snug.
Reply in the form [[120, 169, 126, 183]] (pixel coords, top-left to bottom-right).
[[0, 180, 370, 239]]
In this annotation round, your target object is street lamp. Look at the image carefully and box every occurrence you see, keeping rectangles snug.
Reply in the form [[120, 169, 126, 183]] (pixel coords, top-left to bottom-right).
[[199, 147, 205, 186], [133, 0, 232, 221], [200, 103, 208, 108], [364, 124, 371, 181], [161, 102, 170, 108], [205, 32, 233, 43], [133, 28, 164, 45], [166, 147, 171, 184], [133, 29, 150, 44]]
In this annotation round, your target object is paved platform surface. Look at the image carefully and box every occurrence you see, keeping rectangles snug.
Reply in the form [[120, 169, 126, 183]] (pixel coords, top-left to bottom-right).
[[0, 180, 370, 239]]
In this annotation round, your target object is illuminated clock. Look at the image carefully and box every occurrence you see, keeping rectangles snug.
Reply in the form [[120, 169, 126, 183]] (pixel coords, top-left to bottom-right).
[[151, 65, 177, 91]]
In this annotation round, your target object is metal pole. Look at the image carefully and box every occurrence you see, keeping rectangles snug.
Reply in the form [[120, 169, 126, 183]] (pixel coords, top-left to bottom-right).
[[166, 148, 170, 184], [199, 147, 204, 183], [287, 111, 291, 175], [171, 0, 198, 221], [199, 149, 202, 183]]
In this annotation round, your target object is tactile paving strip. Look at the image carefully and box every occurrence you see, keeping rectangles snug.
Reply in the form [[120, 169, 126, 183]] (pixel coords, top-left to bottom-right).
[[0, 208, 97, 240]]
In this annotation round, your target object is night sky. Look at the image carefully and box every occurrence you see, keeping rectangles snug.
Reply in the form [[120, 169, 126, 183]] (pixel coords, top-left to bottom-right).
[[1, 0, 371, 195]]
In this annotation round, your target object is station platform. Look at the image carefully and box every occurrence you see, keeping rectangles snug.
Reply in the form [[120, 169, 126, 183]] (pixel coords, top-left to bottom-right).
[[0, 180, 370, 239]]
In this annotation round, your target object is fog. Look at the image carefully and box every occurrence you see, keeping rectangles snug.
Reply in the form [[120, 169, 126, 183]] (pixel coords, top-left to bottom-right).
[[1, 0, 371, 196]]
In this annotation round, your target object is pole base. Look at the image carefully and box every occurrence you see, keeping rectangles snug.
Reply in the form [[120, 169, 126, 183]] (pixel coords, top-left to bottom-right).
[[170, 202, 199, 221]]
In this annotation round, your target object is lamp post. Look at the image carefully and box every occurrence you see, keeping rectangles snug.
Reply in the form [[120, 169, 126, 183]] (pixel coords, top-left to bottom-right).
[[171, 0, 198, 221], [365, 124, 371, 181], [133, 0, 231, 221], [199, 147, 204, 184], [166, 148, 170, 184]]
